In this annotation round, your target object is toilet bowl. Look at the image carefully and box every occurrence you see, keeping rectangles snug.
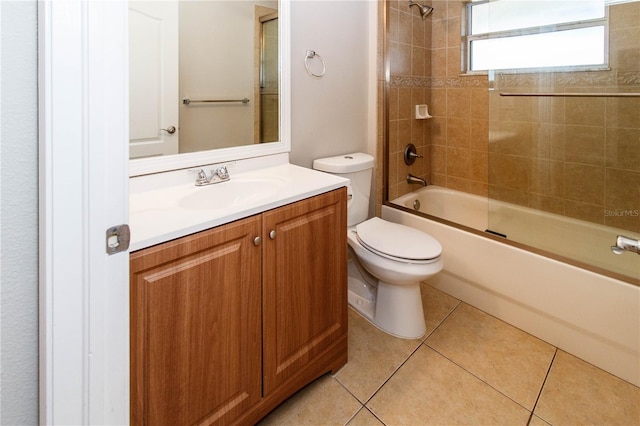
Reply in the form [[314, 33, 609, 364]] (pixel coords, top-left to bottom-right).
[[313, 153, 444, 339], [347, 218, 442, 338]]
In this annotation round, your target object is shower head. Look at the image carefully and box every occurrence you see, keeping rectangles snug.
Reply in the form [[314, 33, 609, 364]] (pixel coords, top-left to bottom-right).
[[408, 0, 434, 19]]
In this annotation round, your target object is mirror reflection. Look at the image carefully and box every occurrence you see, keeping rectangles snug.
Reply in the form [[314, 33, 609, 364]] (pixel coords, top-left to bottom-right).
[[129, 1, 279, 160]]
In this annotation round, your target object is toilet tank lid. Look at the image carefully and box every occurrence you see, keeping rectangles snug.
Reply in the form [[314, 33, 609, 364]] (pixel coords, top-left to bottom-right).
[[313, 152, 374, 173]]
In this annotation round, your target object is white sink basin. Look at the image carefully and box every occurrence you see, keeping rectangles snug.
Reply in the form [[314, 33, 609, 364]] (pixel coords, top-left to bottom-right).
[[128, 162, 349, 251], [178, 176, 286, 210]]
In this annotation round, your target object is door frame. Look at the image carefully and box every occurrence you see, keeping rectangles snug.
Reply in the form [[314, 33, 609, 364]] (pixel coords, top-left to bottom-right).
[[39, 1, 130, 424]]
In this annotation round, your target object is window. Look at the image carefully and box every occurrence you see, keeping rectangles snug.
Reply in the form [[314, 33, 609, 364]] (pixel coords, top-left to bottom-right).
[[465, 0, 608, 72]]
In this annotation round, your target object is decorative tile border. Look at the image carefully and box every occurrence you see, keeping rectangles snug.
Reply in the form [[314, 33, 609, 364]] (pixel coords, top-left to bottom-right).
[[618, 71, 640, 86], [431, 77, 489, 88], [389, 75, 430, 87], [389, 75, 489, 88], [495, 70, 640, 88], [389, 71, 640, 89]]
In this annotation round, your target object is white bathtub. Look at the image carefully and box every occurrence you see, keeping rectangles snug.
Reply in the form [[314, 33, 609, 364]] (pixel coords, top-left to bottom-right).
[[385, 186, 640, 386], [394, 186, 640, 280]]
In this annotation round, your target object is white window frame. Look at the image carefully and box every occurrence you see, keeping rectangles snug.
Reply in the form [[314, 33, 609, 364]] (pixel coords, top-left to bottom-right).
[[463, 0, 610, 74]]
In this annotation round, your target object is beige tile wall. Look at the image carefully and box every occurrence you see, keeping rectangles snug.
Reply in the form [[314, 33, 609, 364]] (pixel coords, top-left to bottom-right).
[[385, 0, 434, 201], [383, 0, 491, 201], [490, 74, 640, 233], [428, 0, 490, 197], [379, 0, 640, 233]]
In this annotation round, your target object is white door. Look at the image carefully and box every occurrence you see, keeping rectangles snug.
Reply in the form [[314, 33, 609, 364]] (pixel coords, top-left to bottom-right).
[[129, 1, 179, 159], [39, 1, 129, 424]]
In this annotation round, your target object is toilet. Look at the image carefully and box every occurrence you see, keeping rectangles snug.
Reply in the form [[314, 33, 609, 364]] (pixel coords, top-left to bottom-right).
[[313, 153, 443, 339]]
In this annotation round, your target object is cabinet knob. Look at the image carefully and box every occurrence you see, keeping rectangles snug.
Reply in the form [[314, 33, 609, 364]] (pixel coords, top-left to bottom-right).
[[253, 236, 262, 246], [269, 230, 277, 240]]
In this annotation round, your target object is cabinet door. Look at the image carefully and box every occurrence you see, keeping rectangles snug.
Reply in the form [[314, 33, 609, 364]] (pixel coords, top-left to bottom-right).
[[130, 216, 262, 426], [262, 189, 348, 394]]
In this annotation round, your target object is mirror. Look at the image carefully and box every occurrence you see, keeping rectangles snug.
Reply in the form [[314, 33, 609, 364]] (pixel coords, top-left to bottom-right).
[[128, 0, 290, 177]]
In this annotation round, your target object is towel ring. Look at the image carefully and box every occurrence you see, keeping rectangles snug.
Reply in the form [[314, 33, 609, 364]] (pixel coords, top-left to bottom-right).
[[304, 50, 326, 78]]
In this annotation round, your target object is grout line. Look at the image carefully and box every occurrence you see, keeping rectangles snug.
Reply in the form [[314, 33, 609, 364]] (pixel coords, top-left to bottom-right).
[[357, 300, 464, 419], [455, 301, 563, 352], [347, 295, 555, 424], [332, 375, 365, 405], [349, 406, 388, 426], [334, 340, 423, 426], [366, 341, 424, 404], [424, 297, 462, 340], [424, 342, 536, 414], [422, 300, 553, 415], [368, 407, 388, 426], [337, 295, 464, 424], [527, 348, 558, 426], [341, 404, 364, 426]]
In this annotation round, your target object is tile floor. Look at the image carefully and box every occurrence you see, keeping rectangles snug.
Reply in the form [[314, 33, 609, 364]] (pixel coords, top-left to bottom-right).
[[259, 283, 640, 425]]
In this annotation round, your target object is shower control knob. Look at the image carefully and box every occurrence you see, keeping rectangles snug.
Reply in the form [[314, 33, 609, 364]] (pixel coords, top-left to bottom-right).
[[404, 143, 423, 165], [269, 230, 277, 240]]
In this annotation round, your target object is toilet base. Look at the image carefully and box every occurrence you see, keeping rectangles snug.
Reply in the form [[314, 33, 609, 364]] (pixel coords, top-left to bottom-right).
[[373, 281, 426, 339], [347, 256, 427, 339], [348, 277, 376, 321], [347, 278, 427, 340]]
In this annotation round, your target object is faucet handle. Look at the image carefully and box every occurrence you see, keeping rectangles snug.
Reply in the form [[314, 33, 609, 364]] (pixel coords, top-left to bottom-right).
[[216, 166, 229, 180], [195, 169, 209, 186]]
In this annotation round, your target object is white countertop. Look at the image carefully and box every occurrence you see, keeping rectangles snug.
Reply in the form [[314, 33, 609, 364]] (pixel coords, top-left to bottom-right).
[[129, 162, 348, 251]]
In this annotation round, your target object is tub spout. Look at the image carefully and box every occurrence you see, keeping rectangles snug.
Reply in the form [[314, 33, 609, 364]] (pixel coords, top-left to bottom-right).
[[611, 235, 640, 255], [407, 174, 427, 186]]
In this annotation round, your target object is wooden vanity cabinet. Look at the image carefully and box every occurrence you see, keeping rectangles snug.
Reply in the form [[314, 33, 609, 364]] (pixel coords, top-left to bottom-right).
[[130, 215, 263, 426], [262, 189, 348, 395], [130, 188, 347, 426]]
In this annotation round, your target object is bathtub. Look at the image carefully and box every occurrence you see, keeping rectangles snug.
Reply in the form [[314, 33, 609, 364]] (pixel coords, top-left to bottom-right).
[[384, 186, 640, 387]]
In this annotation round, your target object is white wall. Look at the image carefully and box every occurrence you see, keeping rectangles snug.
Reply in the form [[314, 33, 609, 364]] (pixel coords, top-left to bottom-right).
[[0, 1, 39, 424], [179, 1, 278, 153], [181, 0, 376, 161], [289, 0, 375, 168]]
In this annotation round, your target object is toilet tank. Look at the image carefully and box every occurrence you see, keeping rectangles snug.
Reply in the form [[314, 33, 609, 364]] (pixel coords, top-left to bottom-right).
[[312, 153, 374, 227]]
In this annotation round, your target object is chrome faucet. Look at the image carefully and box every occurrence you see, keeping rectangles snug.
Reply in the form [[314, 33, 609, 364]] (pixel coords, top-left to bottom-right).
[[195, 166, 230, 186], [407, 174, 427, 186]]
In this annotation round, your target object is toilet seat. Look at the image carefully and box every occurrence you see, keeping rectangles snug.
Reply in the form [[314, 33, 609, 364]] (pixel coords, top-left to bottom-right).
[[355, 217, 442, 264]]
